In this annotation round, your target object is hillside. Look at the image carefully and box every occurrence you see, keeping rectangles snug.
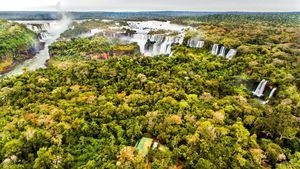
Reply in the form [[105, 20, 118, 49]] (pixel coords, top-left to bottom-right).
[[0, 20, 40, 73]]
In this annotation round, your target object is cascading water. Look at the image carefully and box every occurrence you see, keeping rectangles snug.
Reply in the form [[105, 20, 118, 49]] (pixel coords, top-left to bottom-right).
[[268, 88, 277, 99], [39, 32, 48, 41], [121, 21, 189, 56], [253, 79, 268, 97], [187, 39, 204, 48], [123, 33, 184, 56], [20, 21, 52, 34], [225, 49, 237, 60], [160, 37, 172, 54], [210, 44, 237, 60], [218, 46, 226, 57], [260, 87, 277, 104], [211, 44, 219, 55]]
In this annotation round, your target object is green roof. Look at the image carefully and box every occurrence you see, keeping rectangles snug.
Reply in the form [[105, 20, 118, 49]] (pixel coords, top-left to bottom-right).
[[135, 137, 153, 156]]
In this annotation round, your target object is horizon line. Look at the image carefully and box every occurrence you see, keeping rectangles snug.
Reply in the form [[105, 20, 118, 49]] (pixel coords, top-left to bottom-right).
[[0, 10, 299, 13]]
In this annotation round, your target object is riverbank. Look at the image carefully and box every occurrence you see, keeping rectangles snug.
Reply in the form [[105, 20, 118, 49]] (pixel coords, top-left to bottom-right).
[[1, 15, 72, 77], [0, 20, 42, 74], [0, 42, 45, 74]]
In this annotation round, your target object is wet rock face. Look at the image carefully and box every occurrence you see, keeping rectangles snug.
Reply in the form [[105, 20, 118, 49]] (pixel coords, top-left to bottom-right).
[[144, 39, 156, 51], [27, 47, 39, 56], [27, 42, 46, 56], [124, 29, 137, 36], [38, 42, 46, 50]]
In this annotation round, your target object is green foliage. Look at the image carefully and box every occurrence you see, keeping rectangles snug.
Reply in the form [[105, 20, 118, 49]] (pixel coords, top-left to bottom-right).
[[60, 26, 90, 38], [0, 20, 38, 72], [0, 13, 299, 168], [49, 37, 112, 57], [50, 37, 140, 59], [0, 49, 298, 167]]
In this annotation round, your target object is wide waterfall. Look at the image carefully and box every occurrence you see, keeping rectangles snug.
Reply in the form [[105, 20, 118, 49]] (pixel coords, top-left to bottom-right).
[[123, 21, 188, 56], [253, 79, 268, 97], [218, 46, 226, 57], [211, 44, 219, 55], [133, 34, 184, 56], [187, 39, 204, 48], [25, 23, 51, 32], [225, 49, 237, 60]]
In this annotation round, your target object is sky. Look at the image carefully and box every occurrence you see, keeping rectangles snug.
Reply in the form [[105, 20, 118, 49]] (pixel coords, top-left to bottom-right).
[[0, 0, 299, 12]]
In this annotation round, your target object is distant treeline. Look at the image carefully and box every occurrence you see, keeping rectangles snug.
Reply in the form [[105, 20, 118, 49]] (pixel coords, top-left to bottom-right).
[[0, 11, 299, 20]]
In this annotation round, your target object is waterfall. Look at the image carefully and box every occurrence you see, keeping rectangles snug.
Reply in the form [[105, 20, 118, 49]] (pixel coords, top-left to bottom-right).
[[218, 46, 226, 57], [199, 41, 205, 48], [166, 44, 172, 54], [261, 87, 277, 104], [225, 49, 237, 60], [148, 35, 165, 56], [17, 21, 55, 44], [187, 39, 204, 48], [23, 22, 51, 33], [126, 33, 181, 56], [209, 43, 237, 60], [176, 36, 185, 44], [145, 39, 155, 52], [211, 44, 219, 55], [38, 32, 48, 41], [154, 35, 181, 56], [268, 88, 277, 99], [253, 79, 268, 97], [160, 36, 173, 55], [122, 21, 189, 56]]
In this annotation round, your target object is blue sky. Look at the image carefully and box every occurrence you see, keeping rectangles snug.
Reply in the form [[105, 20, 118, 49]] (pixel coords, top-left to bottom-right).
[[0, 0, 299, 11]]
